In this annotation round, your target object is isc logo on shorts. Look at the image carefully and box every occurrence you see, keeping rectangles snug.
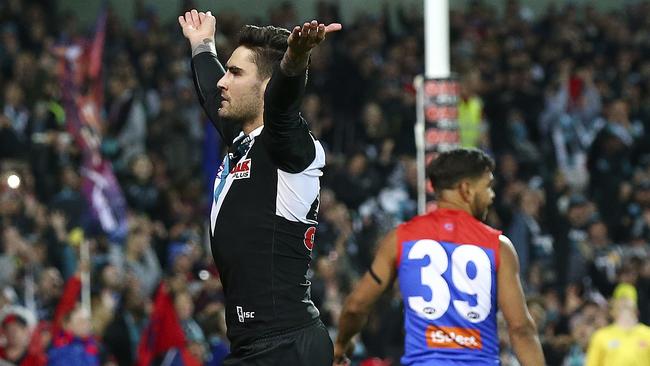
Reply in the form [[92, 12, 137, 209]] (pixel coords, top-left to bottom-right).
[[232, 159, 251, 180], [236, 306, 255, 323], [425, 325, 482, 350]]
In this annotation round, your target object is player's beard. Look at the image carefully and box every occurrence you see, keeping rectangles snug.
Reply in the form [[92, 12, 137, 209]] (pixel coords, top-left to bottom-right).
[[472, 195, 489, 221], [219, 84, 264, 125]]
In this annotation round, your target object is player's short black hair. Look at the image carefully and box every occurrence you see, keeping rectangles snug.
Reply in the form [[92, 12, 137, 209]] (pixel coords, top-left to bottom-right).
[[427, 148, 495, 191], [238, 25, 290, 80]]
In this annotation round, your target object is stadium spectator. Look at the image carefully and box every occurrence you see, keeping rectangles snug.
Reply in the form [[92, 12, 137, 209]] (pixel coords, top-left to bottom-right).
[[0, 306, 47, 366]]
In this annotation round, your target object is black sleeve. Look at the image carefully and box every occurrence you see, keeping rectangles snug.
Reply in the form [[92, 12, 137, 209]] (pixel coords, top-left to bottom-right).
[[260, 65, 316, 173], [191, 52, 239, 146]]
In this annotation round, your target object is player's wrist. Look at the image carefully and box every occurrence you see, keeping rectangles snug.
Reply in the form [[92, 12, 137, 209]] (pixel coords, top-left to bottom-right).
[[333, 341, 351, 364], [285, 47, 310, 61], [280, 48, 309, 76], [191, 37, 216, 57], [333, 339, 349, 353]]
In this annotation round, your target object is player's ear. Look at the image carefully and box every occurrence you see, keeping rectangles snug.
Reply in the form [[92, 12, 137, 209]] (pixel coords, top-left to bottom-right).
[[458, 180, 473, 203]]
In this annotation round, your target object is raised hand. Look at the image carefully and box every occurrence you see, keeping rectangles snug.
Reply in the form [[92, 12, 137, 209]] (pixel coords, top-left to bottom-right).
[[178, 9, 216, 46], [287, 20, 342, 55], [282, 20, 341, 75]]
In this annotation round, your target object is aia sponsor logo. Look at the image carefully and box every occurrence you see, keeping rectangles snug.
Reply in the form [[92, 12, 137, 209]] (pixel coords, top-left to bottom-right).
[[425, 325, 482, 350], [304, 226, 316, 251], [232, 159, 251, 180]]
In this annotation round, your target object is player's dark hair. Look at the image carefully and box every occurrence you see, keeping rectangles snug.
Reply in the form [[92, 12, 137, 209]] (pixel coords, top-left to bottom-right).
[[238, 25, 290, 79], [427, 148, 495, 191]]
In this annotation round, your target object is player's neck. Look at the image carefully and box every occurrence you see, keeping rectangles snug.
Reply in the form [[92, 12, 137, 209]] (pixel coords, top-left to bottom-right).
[[437, 198, 472, 216], [241, 118, 263, 135]]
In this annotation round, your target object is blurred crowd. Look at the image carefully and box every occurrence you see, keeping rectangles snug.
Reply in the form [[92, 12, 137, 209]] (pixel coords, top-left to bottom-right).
[[1, 0, 650, 365]]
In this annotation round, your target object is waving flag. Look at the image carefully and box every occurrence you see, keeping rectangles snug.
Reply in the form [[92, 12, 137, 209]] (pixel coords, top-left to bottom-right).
[[79, 157, 128, 243], [58, 7, 128, 244], [136, 284, 202, 366]]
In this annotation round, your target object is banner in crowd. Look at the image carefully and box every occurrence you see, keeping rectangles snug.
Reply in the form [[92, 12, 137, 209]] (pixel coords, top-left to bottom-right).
[[58, 9, 128, 244], [136, 284, 201, 366]]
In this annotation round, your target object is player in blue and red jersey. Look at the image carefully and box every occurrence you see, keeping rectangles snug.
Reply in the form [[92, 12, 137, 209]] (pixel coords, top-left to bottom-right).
[[334, 148, 544, 366]]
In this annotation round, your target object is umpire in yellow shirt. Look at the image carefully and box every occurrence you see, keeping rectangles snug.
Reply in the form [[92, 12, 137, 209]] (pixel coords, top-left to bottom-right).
[[586, 284, 650, 366]]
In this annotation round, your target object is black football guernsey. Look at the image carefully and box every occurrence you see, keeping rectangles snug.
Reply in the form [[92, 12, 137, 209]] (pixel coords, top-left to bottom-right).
[[191, 50, 325, 350]]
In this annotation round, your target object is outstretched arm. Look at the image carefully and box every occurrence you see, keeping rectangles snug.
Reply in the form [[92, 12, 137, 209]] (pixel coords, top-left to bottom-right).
[[262, 21, 341, 172], [333, 230, 397, 365], [498, 235, 545, 366], [179, 9, 237, 145]]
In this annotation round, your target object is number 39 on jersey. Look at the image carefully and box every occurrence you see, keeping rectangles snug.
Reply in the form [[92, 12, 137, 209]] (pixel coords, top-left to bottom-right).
[[398, 239, 499, 352], [406, 239, 493, 321]]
